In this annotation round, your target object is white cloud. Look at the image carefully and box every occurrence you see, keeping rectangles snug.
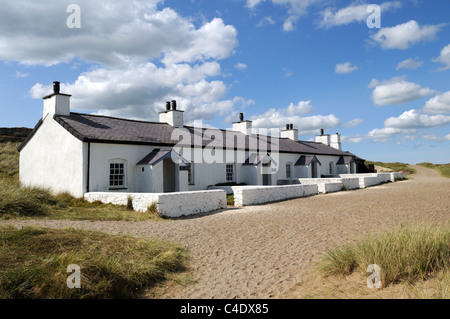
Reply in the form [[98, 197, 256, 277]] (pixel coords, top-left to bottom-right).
[[341, 135, 364, 143], [256, 16, 276, 27], [367, 127, 415, 142], [249, 100, 340, 132], [422, 91, 450, 114], [319, 1, 401, 29], [335, 62, 358, 74], [369, 76, 435, 106], [30, 61, 253, 123], [384, 109, 450, 129], [234, 63, 248, 70], [370, 20, 442, 50], [14, 71, 29, 78], [396, 58, 423, 70], [432, 44, 450, 71], [0, 1, 237, 67], [345, 118, 364, 127], [246, 0, 321, 31]]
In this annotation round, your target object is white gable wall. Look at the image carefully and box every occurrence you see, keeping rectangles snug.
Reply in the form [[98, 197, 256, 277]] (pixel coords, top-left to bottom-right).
[[19, 116, 85, 197]]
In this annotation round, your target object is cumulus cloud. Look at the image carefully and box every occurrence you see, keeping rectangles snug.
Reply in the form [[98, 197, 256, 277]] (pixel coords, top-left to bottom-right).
[[367, 127, 414, 142], [0, 1, 237, 67], [319, 1, 401, 29], [384, 109, 450, 129], [30, 61, 254, 123], [249, 100, 340, 132], [234, 63, 248, 70], [369, 76, 435, 106], [432, 44, 450, 71], [1, 1, 249, 124], [345, 118, 364, 127], [422, 91, 450, 114], [335, 62, 358, 74], [370, 20, 442, 50], [396, 58, 423, 70]]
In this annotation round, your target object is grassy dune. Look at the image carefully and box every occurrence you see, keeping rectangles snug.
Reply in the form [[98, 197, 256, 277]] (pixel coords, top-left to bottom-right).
[[0, 226, 189, 299], [314, 225, 450, 298], [365, 161, 416, 175]]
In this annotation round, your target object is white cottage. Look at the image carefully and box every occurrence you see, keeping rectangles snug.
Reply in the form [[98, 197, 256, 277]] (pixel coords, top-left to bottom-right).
[[19, 82, 364, 197]]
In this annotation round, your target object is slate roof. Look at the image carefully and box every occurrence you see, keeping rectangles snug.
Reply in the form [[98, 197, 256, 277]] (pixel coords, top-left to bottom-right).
[[19, 112, 362, 159], [336, 156, 355, 165], [137, 149, 189, 166]]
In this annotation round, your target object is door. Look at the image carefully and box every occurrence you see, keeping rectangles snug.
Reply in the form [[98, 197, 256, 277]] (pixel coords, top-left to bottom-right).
[[311, 162, 318, 178], [163, 158, 176, 192], [262, 163, 271, 185]]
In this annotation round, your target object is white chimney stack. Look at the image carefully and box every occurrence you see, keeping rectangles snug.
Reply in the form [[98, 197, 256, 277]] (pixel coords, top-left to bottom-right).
[[330, 132, 342, 150], [42, 81, 71, 117], [159, 100, 184, 127], [232, 113, 253, 135], [280, 123, 298, 141]]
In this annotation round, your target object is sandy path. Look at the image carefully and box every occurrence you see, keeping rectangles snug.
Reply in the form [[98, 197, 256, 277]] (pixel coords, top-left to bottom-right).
[[1, 165, 449, 299]]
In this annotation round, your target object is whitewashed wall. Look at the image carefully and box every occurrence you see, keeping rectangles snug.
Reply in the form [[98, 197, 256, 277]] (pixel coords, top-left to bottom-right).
[[84, 189, 226, 218], [232, 184, 318, 207], [19, 116, 85, 197]]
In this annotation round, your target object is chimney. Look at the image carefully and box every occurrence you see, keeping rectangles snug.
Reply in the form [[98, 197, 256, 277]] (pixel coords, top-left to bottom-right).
[[42, 81, 71, 117], [232, 113, 253, 135], [315, 128, 330, 146], [281, 123, 298, 141], [159, 100, 184, 127], [330, 132, 342, 150]]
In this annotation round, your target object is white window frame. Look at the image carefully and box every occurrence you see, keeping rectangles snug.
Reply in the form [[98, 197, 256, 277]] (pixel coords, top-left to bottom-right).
[[226, 163, 235, 183], [188, 163, 195, 185], [286, 162, 292, 179], [109, 159, 127, 190]]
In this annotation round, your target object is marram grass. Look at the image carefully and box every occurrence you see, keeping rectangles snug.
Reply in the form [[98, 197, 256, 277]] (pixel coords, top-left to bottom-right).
[[0, 226, 188, 299], [317, 224, 450, 287]]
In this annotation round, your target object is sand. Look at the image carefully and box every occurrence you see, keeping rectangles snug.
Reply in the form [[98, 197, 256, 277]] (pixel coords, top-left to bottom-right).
[[1, 165, 449, 299]]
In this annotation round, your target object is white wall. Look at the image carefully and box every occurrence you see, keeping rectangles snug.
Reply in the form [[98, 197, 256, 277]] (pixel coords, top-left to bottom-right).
[[84, 189, 226, 218], [19, 116, 85, 197], [232, 184, 318, 207]]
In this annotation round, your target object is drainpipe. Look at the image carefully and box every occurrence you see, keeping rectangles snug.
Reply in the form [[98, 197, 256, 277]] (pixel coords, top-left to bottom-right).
[[86, 142, 90, 193]]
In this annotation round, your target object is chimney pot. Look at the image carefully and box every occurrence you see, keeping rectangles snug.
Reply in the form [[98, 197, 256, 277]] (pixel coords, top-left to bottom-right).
[[286, 124, 290, 130], [171, 100, 177, 111], [320, 129, 324, 136], [290, 124, 294, 130], [53, 81, 60, 94], [239, 113, 244, 122], [166, 101, 171, 111]]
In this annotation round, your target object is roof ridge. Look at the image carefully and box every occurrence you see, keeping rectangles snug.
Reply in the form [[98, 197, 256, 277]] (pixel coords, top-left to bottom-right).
[[69, 112, 167, 125]]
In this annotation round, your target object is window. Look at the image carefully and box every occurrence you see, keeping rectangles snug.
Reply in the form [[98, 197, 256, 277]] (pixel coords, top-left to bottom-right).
[[226, 164, 234, 182], [286, 162, 292, 179], [329, 162, 334, 175], [109, 160, 126, 189], [188, 163, 194, 185]]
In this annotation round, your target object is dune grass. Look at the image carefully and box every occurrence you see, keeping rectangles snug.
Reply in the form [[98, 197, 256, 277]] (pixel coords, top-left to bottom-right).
[[0, 226, 188, 299], [365, 161, 416, 176], [317, 224, 450, 288], [417, 162, 450, 178]]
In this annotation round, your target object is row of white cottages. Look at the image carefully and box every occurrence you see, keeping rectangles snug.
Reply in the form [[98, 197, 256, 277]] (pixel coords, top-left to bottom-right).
[[19, 82, 364, 198]]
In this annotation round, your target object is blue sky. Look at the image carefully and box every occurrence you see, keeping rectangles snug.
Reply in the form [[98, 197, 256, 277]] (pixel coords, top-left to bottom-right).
[[0, 0, 449, 163]]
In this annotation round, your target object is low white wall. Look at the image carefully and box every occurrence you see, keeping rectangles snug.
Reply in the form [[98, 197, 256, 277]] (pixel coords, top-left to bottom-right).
[[84, 190, 226, 218], [232, 184, 318, 207]]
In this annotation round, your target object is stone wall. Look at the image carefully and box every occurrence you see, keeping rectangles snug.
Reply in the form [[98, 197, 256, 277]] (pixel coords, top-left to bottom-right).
[[84, 189, 226, 218], [232, 184, 318, 207]]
